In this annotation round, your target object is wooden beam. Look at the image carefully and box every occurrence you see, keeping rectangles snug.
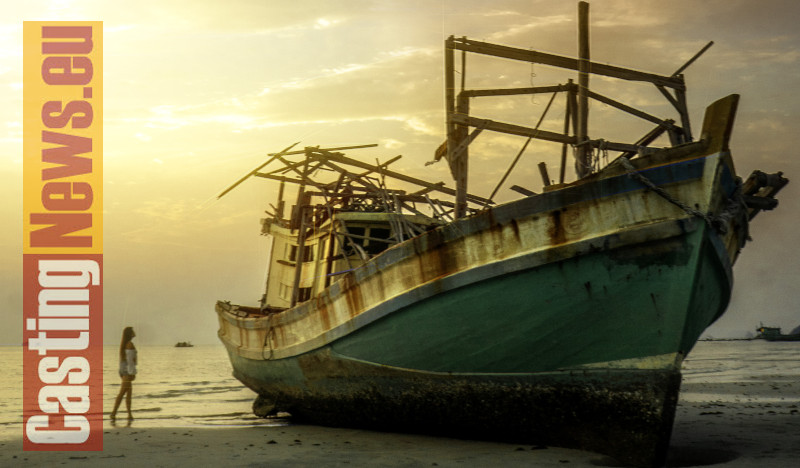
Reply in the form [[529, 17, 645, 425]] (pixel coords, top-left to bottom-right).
[[538, 162, 551, 187], [447, 122, 484, 169], [311, 147, 492, 206], [453, 93, 470, 218], [559, 80, 573, 184], [675, 87, 693, 142], [450, 114, 576, 145], [587, 89, 678, 131], [217, 141, 299, 199], [655, 85, 681, 113], [449, 38, 685, 90], [462, 84, 571, 98], [672, 41, 714, 77], [510, 185, 537, 197], [608, 122, 672, 163], [576, 1, 591, 178], [271, 143, 377, 157], [589, 140, 642, 153], [252, 172, 303, 184]]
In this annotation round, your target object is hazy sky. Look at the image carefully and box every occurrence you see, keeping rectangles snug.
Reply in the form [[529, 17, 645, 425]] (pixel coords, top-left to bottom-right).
[[2, 0, 798, 344]]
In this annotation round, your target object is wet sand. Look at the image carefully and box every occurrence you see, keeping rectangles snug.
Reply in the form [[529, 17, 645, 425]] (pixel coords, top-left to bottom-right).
[[3, 341, 798, 467], [667, 379, 799, 467], [3, 379, 798, 468]]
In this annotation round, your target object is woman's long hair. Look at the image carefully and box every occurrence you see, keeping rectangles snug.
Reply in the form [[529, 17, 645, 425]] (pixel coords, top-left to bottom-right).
[[119, 327, 135, 361]]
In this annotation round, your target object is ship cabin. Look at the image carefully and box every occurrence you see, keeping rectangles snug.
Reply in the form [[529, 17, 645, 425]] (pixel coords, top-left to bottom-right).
[[229, 144, 489, 314], [261, 210, 440, 311]]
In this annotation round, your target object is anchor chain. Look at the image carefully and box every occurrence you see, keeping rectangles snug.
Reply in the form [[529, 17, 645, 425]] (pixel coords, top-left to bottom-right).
[[619, 157, 749, 246]]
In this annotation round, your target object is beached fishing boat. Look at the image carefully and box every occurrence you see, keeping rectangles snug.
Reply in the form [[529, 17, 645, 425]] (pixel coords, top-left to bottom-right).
[[215, 4, 787, 467]]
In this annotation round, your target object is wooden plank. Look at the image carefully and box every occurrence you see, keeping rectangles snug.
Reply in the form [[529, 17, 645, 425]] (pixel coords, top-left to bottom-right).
[[312, 158, 381, 191], [611, 122, 672, 162], [269, 143, 377, 157], [445, 36, 457, 172], [591, 140, 641, 153], [587, 90, 678, 130], [655, 85, 681, 112], [559, 81, 573, 184], [672, 41, 714, 77], [510, 185, 537, 196], [379, 154, 403, 167], [568, 86, 579, 136], [462, 84, 570, 98], [303, 190, 456, 208], [447, 125, 483, 168], [311, 147, 492, 205], [538, 162, 552, 187], [216, 141, 299, 199], [410, 182, 445, 196], [453, 93, 470, 218], [450, 38, 685, 90], [450, 114, 576, 145], [252, 173, 303, 184], [675, 88, 693, 142]]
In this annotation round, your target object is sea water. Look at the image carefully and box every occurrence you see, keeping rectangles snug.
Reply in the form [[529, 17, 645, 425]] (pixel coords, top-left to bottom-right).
[[0, 345, 284, 442], [0, 341, 798, 442]]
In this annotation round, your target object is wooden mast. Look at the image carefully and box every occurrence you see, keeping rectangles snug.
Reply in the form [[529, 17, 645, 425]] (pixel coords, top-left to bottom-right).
[[576, 1, 591, 178], [445, 36, 470, 219]]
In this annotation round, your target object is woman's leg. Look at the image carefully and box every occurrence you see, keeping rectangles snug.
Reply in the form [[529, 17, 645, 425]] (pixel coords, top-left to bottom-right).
[[125, 379, 133, 419], [111, 379, 131, 419]]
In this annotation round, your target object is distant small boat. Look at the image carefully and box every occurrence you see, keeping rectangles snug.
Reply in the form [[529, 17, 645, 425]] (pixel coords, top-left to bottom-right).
[[174, 341, 194, 348], [755, 326, 800, 342]]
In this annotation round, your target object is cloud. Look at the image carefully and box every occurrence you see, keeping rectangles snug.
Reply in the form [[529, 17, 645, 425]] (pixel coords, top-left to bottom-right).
[[381, 138, 405, 150], [486, 14, 572, 42]]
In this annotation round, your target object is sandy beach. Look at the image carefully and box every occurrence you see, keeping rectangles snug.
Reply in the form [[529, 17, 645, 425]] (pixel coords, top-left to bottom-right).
[[2, 342, 797, 467], [3, 379, 798, 468]]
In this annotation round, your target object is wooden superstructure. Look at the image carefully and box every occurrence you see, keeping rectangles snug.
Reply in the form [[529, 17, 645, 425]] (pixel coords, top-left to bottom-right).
[[440, 1, 711, 217], [218, 144, 488, 311]]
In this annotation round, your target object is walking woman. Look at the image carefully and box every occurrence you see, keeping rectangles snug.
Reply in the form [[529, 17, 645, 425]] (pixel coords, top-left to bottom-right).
[[111, 326, 137, 420]]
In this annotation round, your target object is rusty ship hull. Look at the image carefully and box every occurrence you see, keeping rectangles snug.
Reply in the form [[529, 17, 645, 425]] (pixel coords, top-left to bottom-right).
[[214, 4, 789, 463], [214, 95, 772, 468]]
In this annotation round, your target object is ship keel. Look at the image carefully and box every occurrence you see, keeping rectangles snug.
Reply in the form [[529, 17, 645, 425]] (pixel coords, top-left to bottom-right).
[[229, 347, 680, 468]]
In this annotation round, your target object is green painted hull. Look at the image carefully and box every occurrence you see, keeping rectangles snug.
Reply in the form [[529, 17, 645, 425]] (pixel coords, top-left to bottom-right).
[[215, 95, 762, 466], [330, 224, 728, 373], [219, 218, 732, 467]]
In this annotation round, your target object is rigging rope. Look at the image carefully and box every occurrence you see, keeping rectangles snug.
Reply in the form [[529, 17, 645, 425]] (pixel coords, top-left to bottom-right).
[[619, 156, 749, 246], [489, 90, 558, 201]]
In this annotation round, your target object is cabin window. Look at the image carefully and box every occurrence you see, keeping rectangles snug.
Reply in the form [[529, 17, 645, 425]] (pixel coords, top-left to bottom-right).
[[343, 226, 366, 257], [348, 227, 366, 244], [297, 287, 312, 302], [343, 225, 394, 257], [287, 244, 313, 262], [365, 227, 392, 256]]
